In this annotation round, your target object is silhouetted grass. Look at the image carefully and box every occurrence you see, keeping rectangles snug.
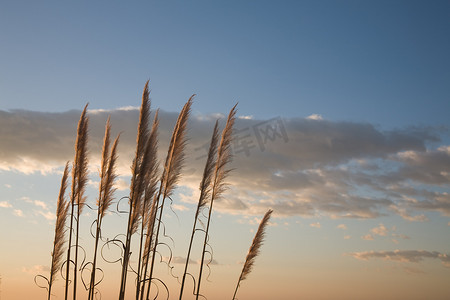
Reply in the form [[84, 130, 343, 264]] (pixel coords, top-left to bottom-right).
[[36, 82, 272, 300]]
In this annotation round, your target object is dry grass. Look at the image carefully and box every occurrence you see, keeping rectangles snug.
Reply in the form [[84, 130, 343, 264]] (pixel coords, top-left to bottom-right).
[[36, 83, 272, 300]]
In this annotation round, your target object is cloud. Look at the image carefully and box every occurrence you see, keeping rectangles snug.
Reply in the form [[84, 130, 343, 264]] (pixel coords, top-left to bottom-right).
[[0, 201, 12, 208], [22, 265, 50, 274], [389, 205, 428, 222], [0, 107, 448, 220], [116, 178, 129, 191], [362, 234, 374, 240], [171, 256, 197, 265], [306, 114, 323, 120], [347, 250, 450, 268], [238, 115, 253, 120], [371, 223, 388, 236], [38, 210, 56, 221], [310, 222, 321, 228], [337, 224, 347, 230], [14, 209, 24, 217], [172, 204, 189, 211], [33, 200, 47, 210]]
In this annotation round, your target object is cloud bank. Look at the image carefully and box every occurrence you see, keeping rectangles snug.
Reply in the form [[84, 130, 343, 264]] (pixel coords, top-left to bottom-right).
[[0, 107, 449, 220], [348, 250, 450, 268]]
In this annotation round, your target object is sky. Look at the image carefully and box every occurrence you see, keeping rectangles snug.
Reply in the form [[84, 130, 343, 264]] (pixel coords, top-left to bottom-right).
[[0, 1, 449, 299]]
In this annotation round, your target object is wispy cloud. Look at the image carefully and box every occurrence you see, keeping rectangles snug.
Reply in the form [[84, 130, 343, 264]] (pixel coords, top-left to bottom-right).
[[0, 201, 12, 208], [306, 114, 323, 120], [362, 234, 374, 240], [337, 224, 347, 230], [33, 200, 47, 210], [1, 108, 448, 221], [371, 223, 388, 236], [347, 250, 450, 268], [310, 222, 321, 228], [38, 210, 56, 221], [171, 256, 197, 265], [22, 265, 50, 274], [13, 209, 24, 217]]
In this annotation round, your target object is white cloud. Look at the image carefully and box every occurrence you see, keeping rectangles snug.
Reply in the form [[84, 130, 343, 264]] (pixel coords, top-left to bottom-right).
[[22, 265, 50, 274], [38, 210, 56, 221], [310, 222, 321, 228], [116, 178, 129, 191], [0, 201, 12, 208], [170, 256, 197, 265], [0, 107, 448, 221], [88, 106, 139, 114], [337, 224, 347, 230], [362, 234, 374, 240], [347, 250, 450, 268], [389, 205, 428, 222], [33, 200, 47, 210], [14, 209, 24, 217], [306, 114, 323, 120], [371, 223, 388, 236], [172, 204, 189, 211]]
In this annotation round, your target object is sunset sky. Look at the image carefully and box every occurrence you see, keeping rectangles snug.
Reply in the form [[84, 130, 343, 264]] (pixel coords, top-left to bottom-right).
[[1, 1, 450, 299]]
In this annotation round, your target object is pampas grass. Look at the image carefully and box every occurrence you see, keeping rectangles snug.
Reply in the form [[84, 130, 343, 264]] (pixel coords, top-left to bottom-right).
[[179, 120, 220, 300], [119, 81, 151, 300], [146, 96, 193, 299], [88, 117, 120, 300], [136, 110, 160, 300], [196, 104, 237, 300], [47, 162, 70, 300], [64, 104, 89, 300], [37, 82, 272, 300], [232, 209, 273, 300]]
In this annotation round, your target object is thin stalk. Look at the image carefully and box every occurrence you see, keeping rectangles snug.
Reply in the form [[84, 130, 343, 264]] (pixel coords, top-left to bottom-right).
[[64, 104, 89, 300], [139, 193, 158, 300], [144, 187, 165, 300], [196, 105, 236, 300], [88, 119, 119, 300], [135, 112, 160, 300], [232, 209, 273, 300], [64, 189, 75, 300], [119, 81, 151, 300], [73, 202, 81, 300], [179, 121, 219, 300], [48, 162, 69, 300], [73, 107, 89, 300], [146, 97, 192, 299]]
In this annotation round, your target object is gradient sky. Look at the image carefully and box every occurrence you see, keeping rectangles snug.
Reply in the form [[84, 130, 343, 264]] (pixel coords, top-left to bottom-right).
[[1, 1, 449, 299]]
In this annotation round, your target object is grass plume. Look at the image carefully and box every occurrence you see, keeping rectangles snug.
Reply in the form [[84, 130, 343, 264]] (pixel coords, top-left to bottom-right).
[[119, 81, 151, 300], [232, 209, 273, 300], [136, 110, 160, 300], [47, 162, 70, 300], [179, 120, 219, 300], [88, 117, 120, 300], [196, 104, 237, 299], [36, 85, 273, 300], [64, 104, 89, 300], [146, 96, 193, 299]]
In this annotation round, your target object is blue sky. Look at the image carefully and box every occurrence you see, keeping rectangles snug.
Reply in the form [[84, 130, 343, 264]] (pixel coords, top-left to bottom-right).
[[1, 1, 450, 299], [1, 0, 449, 126]]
